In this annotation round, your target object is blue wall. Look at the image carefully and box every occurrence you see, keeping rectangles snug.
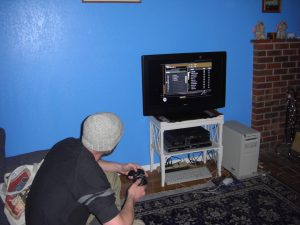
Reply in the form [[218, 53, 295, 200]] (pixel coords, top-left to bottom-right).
[[1, 0, 300, 165]]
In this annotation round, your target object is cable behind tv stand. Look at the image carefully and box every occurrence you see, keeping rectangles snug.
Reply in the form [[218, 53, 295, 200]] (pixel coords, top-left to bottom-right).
[[157, 109, 221, 123]]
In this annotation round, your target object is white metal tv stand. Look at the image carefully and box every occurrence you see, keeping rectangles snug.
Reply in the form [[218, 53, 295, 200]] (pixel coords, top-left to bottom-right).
[[149, 115, 224, 187]]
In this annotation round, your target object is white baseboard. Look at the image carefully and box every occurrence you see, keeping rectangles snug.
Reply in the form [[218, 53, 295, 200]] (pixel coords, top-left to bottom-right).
[[141, 162, 160, 171]]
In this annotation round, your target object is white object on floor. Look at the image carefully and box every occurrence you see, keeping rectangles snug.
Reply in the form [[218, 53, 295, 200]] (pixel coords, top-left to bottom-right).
[[222, 177, 233, 186], [222, 120, 260, 179], [165, 166, 212, 185]]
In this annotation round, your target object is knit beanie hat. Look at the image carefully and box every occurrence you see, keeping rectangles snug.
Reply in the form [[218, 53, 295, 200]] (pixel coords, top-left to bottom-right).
[[82, 112, 124, 152]]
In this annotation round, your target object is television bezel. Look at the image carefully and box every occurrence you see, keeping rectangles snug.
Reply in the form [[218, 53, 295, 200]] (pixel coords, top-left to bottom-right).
[[142, 51, 227, 118]]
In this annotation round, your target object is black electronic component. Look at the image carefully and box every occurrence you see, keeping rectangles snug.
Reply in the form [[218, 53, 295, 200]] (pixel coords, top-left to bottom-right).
[[127, 169, 147, 186], [164, 126, 212, 152]]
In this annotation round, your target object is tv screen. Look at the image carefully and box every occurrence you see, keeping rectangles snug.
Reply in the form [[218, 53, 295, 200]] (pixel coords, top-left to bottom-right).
[[142, 51, 226, 120]]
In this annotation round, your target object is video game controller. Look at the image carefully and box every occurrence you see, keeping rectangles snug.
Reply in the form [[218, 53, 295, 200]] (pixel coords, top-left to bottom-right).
[[127, 169, 147, 186]]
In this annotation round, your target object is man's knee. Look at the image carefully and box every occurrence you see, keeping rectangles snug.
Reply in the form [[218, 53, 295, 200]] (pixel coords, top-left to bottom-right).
[[105, 171, 121, 191], [105, 171, 122, 209], [133, 219, 145, 225]]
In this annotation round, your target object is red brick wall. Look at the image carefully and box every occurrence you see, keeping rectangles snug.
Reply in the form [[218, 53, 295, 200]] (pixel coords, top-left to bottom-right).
[[252, 40, 300, 151]]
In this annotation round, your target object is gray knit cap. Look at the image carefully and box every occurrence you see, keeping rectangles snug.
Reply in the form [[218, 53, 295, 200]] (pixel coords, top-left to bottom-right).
[[82, 112, 124, 152]]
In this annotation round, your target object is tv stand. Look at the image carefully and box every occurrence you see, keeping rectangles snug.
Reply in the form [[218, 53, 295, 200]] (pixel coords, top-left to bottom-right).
[[149, 114, 224, 187], [157, 109, 221, 123]]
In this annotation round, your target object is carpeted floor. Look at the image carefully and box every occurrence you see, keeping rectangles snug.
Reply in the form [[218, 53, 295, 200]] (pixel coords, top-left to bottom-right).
[[135, 174, 300, 225]]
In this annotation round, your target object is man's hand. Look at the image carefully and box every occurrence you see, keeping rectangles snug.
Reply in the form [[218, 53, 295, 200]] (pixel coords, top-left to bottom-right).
[[127, 179, 147, 203], [104, 179, 146, 225], [119, 163, 142, 176], [97, 160, 144, 176]]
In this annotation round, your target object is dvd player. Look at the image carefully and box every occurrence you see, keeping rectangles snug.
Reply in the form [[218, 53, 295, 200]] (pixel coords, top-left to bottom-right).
[[164, 126, 212, 152]]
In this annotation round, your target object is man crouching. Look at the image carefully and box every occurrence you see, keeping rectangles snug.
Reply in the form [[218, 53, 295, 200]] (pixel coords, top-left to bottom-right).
[[25, 112, 146, 225]]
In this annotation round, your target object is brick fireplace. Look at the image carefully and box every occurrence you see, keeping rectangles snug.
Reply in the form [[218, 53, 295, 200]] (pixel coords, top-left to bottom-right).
[[252, 39, 300, 152]]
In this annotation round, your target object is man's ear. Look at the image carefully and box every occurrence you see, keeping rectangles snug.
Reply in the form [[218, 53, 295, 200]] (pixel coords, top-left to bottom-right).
[[103, 144, 118, 157], [101, 150, 114, 157]]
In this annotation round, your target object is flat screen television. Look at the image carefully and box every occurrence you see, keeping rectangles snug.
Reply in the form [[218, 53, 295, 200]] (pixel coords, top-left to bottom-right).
[[141, 51, 226, 121]]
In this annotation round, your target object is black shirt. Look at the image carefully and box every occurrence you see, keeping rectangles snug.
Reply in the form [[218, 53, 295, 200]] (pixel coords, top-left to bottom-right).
[[25, 138, 119, 225]]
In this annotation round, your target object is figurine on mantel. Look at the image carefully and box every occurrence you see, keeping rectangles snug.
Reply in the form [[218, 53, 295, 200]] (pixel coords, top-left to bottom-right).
[[253, 21, 266, 40], [277, 21, 288, 39]]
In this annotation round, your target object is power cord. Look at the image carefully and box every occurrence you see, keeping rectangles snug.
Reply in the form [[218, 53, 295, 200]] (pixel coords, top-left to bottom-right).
[[165, 156, 185, 168], [188, 152, 203, 165]]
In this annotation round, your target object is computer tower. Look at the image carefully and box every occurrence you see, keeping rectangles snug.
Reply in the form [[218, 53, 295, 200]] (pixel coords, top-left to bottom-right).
[[222, 120, 261, 179]]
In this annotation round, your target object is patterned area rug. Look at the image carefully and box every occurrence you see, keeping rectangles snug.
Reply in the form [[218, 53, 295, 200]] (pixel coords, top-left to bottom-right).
[[135, 175, 300, 225]]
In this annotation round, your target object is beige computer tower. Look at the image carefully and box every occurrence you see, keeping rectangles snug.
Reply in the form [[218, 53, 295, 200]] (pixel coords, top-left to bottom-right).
[[222, 120, 261, 179]]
